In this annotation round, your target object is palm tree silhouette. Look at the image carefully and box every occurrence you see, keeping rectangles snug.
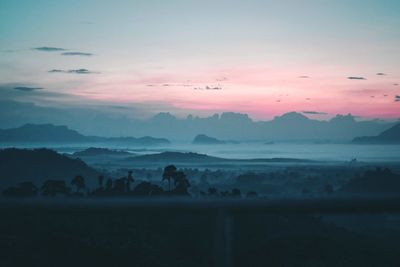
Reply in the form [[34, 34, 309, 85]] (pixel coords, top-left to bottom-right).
[[162, 165, 177, 192]]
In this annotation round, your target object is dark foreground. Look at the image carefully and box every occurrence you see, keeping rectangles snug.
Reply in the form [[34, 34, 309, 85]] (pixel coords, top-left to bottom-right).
[[1, 197, 400, 267]]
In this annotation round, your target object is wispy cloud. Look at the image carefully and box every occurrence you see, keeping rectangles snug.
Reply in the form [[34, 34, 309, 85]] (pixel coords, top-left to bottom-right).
[[33, 47, 66, 52], [68, 69, 97, 74], [194, 85, 223, 90], [302, 110, 328, 115], [376, 73, 385, 76], [347, 76, 366, 80], [395, 95, 400, 102], [298, 76, 310, 78], [48, 68, 99, 74], [14, 86, 43, 92], [62, 52, 93, 56]]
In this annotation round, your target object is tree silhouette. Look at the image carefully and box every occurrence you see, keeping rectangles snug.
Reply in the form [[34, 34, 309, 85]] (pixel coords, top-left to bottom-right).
[[114, 178, 126, 194], [133, 181, 164, 196], [126, 170, 134, 192], [172, 171, 191, 195], [105, 178, 113, 192], [208, 187, 218, 196], [162, 165, 177, 192], [231, 188, 241, 197], [98, 175, 104, 189], [2, 181, 38, 197], [42, 180, 69, 196], [71, 175, 85, 193]]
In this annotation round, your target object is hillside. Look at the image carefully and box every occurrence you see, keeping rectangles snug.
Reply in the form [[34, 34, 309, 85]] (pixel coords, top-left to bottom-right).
[[124, 152, 225, 163], [352, 123, 400, 144], [123, 151, 313, 164], [73, 147, 133, 157], [192, 134, 226, 144], [0, 148, 100, 189]]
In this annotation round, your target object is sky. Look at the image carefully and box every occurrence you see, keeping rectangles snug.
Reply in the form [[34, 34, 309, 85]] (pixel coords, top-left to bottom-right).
[[1, 0, 400, 120]]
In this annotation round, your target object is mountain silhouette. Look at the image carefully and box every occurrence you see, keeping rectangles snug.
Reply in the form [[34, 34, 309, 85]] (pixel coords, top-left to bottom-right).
[[0, 148, 99, 189], [352, 123, 400, 144], [192, 134, 226, 144], [0, 123, 170, 145], [0, 100, 393, 141], [123, 151, 312, 164]]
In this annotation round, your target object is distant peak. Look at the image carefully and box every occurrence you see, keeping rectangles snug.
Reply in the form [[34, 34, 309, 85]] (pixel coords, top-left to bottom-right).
[[220, 112, 252, 122], [151, 112, 177, 121], [274, 112, 309, 122], [330, 113, 356, 123]]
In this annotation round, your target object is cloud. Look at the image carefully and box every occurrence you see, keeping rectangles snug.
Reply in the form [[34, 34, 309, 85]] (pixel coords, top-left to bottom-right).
[[194, 85, 223, 90], [1, 83, 79, 104], [48, 69, 64, 73], [109, 105, 133, 110], [395, 96, 400, 102], [298, 76, 310, 78], [62, 52, 93, 56], [347, 76, 366, 80], [48, 68, 98, 74], [33, 47, 66, 52], [301, 111, 328, 115], [68, 69, 96, 74], [376, 73, 385, 75], [14, 86, 43, 92]]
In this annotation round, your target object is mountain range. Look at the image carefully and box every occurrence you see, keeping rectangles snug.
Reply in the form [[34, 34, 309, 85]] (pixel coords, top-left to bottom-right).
[[0, 100, 395, 141], [352, 123, 400, 144], [0, 124, 170, 145]]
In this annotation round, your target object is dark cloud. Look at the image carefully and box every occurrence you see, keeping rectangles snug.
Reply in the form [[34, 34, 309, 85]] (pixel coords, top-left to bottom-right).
[[395, 95, 400, 102], [347, 76, 366, 80], [48, 69, 98, 74], [1, 83, 78, 104], [68, 69, 96, 74], [48, 69, 64, 73], [394, 83, 399, 86], [62, 52, 93, 56], [33, 47, 66, 52], [194, 85, 222, 90], [205, 86, 222, 90], [14, 86, 43, 92], [376, 73, 385, 75], [302, 111, 328, 115]]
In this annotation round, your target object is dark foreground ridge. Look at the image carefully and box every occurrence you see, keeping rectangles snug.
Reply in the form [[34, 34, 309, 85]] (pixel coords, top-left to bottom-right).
[[2, 195, 400, 213], [2, 196, 400, 267]]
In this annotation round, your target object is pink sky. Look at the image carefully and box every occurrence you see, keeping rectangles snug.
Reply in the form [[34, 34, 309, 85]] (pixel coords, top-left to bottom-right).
[[68, 63, 400, 120]]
